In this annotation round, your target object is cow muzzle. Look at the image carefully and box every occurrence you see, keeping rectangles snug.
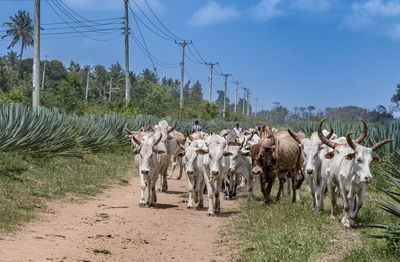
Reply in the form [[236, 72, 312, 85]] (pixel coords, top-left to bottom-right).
[[306, 169, 313, 175], [363, 176, 372, 184], [141, 169, 149, 175], [187, 170, 194, 175], [252, 167, 262, 175], [211, 170, 219, 176]]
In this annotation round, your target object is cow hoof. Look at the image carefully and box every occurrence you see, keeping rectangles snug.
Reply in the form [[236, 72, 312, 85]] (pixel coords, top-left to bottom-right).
[[207, 211, 214, 216], [186, 205, 192, 209], [214, 210, 220, 215], [157, 188, 162, 192], [177, 176, 182, 180], [197, 203, 204, 209], [148, 202, 156, 208], [224, 195, 229, 200], [139, 202, 146, 207]]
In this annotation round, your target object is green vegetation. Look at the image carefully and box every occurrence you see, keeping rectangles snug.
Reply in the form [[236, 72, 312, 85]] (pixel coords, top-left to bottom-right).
[[93, 249, 112, 255], [0, 148, 133, 233], [227, 155, 400, 261], [295, 120, 400, 153]]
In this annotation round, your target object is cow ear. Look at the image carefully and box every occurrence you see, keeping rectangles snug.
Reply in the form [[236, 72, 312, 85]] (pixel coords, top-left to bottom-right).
[[372, 156, 380, 163], [196, 149, 208, 155], [167, 136, 174, 140], [324, 152, 335, 159], [244, 145, 251, 151], [131, 150, 139, 155], [242, 151, 250, 157], [345, 153, 356, 160], [223, 151, 233, 157]]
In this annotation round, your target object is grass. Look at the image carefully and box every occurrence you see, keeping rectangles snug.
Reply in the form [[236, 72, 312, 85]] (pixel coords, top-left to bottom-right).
[[0, 147, 134, 233], [226, 172, 400, 261], [93, 249, 112, 255]]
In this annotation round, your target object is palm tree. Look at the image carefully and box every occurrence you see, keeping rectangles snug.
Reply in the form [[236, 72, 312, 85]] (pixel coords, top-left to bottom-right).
[[2, 10, 34, 77]]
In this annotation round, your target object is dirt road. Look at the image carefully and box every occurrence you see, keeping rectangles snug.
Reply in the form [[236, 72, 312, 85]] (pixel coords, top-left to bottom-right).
[[0, 172, 238, 262]]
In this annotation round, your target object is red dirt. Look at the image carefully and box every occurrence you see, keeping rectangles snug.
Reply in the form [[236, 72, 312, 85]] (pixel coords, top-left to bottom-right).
[[0, 173, 238, 262]]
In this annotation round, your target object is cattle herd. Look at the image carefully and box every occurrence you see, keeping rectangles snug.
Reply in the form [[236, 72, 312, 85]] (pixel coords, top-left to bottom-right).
[[125, 118, 393, 228]]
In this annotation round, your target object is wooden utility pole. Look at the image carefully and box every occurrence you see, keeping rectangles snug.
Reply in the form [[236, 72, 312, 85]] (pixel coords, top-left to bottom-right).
[[175, 40, 192, 109], [233, 81, 239, 113], [41, 55, 46, 90], [124, 0, 130, 107], [85, 67, 90, 101], [255, 98, 258, 117], [246, 89, 251, 116], [221, 73, 231, 118], [242, 87, 246, 115], [32, 0, 40, 108], [205, 61, 217, 103]]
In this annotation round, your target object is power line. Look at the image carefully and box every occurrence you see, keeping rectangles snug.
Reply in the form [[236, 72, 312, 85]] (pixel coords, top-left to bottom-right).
[[42, 17, 123, 26], [191, 43, 207, 64]]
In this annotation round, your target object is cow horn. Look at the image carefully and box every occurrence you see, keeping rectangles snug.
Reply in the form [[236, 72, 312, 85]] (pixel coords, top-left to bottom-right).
[[318, 117, 340, 149], [131, 134, 142, 146], [346, 132, 357, 150], [354, 119, 367, 144], [148, 119, 156, 132], [154, 134, 162, 146], [246, 131, 254, 141], [371, 139, 394, 152], [125, 127, 134, 135], [186, 130, 195, 141], [288, 129, 302, 144], [176, 141, 185, 151], [326, 128, 334, 139], [168, 121, 177, 133]]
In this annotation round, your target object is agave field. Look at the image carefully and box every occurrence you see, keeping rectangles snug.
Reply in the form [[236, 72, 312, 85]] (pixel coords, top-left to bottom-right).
[[0, 103, 260, 156], [295, 120, 400, 153]]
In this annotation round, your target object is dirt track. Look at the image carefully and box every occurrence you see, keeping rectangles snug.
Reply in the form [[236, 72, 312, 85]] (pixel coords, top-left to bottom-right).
[[0, 171, 238, 262]]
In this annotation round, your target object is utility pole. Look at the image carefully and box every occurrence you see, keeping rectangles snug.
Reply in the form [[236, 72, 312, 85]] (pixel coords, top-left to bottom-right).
[[32, 0, 40, 108], [205, 61, 217, 103], [175, 40, 192, 109], [255, 98, 258, 117], [247, 89, 251, 116], [124, 0, 130, 107], [85, 67, 90, 101], [109, 78, 113, 102], [241, 87, 246, 115], [41, 55, 46, 90], [221, 73, 231, 118], [233, 81, 239, 113]]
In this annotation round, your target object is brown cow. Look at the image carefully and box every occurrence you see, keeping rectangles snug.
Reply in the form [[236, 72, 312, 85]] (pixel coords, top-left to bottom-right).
[[250, 126, 303, 203]]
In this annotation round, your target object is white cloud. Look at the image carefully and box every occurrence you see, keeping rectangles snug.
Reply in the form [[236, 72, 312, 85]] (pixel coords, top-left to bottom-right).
[[189, 1, 240, 27], [249, 0, 282, 21], [351, 0, 400, 17], [290, 0, 331, 12], [386, 23, 400, 40]]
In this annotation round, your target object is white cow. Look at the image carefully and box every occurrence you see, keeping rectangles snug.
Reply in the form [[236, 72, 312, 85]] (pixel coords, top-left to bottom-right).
[[318, 118, 393, 228], [196, 134, 232, 216], [148, 120, 177, 192], [127, 132, 167, 207], [227, 140, 258, 202], [177, 140, 207, 209], [288, 128, 334, 212]]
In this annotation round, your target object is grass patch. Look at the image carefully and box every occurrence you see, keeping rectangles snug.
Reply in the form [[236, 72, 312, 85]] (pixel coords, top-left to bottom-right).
[[93, 249, 112, 255], [226, 175, 400, 261], [0, 147, 134, 233]]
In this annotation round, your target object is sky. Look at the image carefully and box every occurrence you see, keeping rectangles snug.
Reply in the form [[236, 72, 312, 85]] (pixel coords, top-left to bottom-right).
[[1, 0, 400, 113]]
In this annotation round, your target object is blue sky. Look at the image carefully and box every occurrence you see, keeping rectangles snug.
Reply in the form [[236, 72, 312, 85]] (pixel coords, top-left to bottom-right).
[[1, 0, 400, 113]]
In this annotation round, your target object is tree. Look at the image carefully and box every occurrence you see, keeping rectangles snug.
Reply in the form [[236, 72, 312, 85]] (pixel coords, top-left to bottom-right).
[[2, 10, 34, 77], [391, 84, 400, 112], [191, 80, 203, 102], [93, 65, 108, 98], [307, 105, 316, 118]]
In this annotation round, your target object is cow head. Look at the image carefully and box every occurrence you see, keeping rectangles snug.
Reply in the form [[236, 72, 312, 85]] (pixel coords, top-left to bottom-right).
[[197, 142, 232, 176], [135, 134, 165, 175], [228, 141, 250, 172], [250, 143, 275, 176], [344, 132, 393, 184]]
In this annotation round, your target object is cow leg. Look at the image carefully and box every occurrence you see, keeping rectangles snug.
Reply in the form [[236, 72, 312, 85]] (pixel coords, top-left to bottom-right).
[[316, 175, 326, 212], [150, 178, 157, 207], [198, 177, 205, 208], [291, 172, 297, 203], [276, 177, 285, 201], [177, 156, 184, 180], [259, 175, 268, 203], [186, 174, 194, 209], [157, 173, 162, 192], [340, 184, 352, 228], [351, 185, 365, 220], [214, 176, 223, 214], [307, 175, 317, 211], [327, 179, 337, 220], [266, 176, 275, 204], [203, 171, 214, 216], [169, 155, 177, 179], [286, 175, 292, 196], [139, 173, 146, 207], [146, 176, 152, 206]]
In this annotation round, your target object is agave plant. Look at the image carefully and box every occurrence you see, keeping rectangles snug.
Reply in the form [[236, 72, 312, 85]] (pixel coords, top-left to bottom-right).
[[369, 153, 400, 242]]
